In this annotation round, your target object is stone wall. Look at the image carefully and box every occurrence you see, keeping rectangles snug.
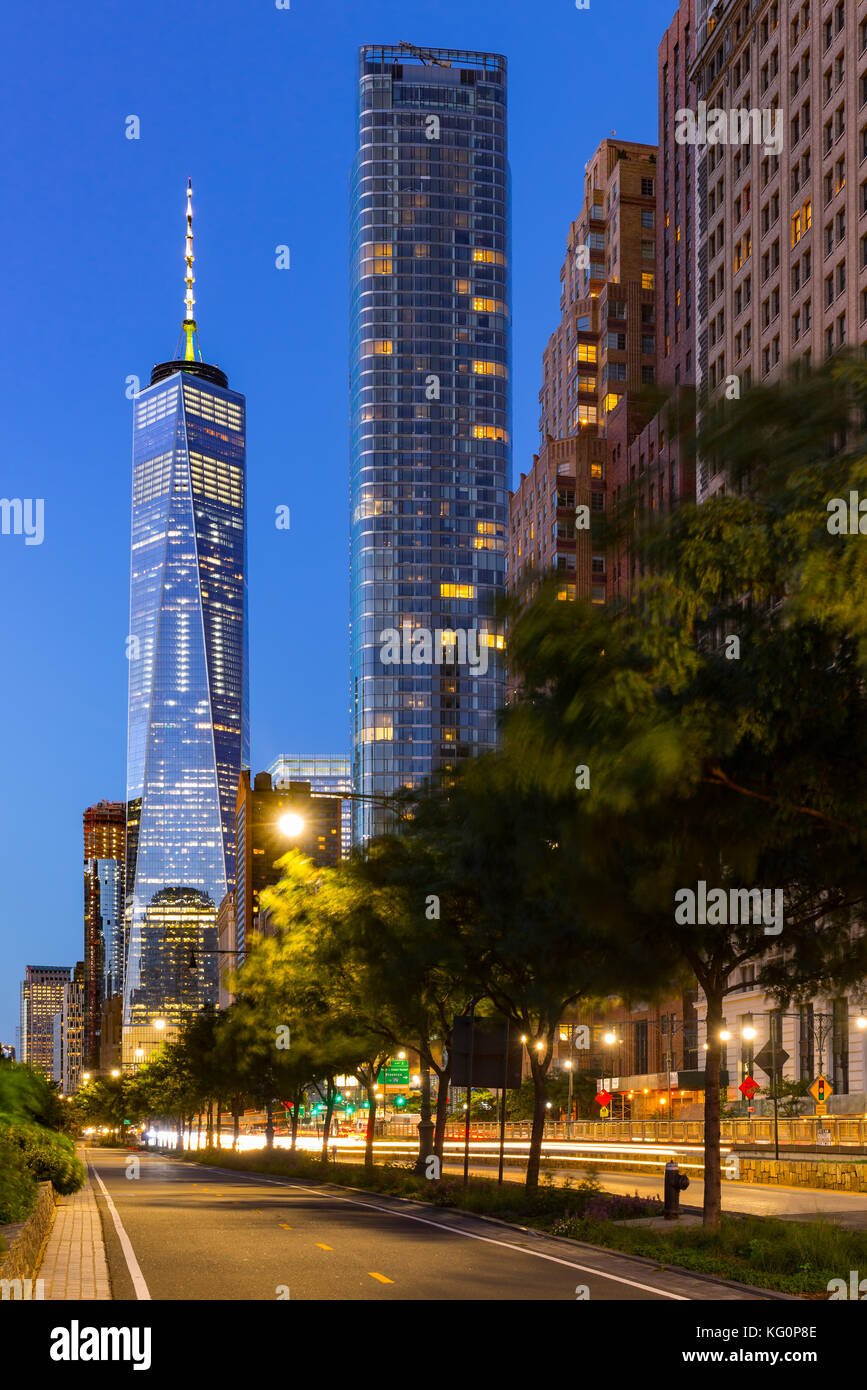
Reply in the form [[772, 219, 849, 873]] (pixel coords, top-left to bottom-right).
[[0, 1183, 55, 1286], [739, 1158, 867, 1192]]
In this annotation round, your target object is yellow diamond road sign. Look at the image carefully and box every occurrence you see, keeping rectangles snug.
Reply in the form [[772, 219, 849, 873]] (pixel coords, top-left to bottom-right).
[[809, 1074, 834, 1103]]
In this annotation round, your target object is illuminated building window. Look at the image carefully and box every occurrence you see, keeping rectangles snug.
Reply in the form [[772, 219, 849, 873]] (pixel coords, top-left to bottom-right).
[[473, 296, 507, 315], [472, 360, 508, 377], [455, 278, 472, 294], [473, 248, 507, 265], [361, 339, 393, 356], [360, 243, 394, 274], [473, 425, 509, 442], [642, 272, 655, 290], [576, 343, 597, 363], [440, 583, 476, 599], [602, 392, 622, 414]]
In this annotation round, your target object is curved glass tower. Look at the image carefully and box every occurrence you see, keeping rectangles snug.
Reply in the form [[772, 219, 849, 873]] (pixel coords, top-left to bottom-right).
[[350, 45, 510, 842], [123, 183, 248, 1063]]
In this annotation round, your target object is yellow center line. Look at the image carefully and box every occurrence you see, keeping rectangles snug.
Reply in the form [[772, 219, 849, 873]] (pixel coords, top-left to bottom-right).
[[279, 1223, 293, 1230], [369, 1272, 394, 1285], [316, 1243, 334, 1251]]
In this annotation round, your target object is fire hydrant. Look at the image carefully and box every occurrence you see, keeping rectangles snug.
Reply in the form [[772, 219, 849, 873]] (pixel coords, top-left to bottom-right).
[[663, 1159, 690, 1220]]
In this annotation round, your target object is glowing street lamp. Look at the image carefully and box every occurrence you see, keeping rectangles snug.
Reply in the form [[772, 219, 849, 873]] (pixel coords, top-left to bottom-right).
[[278, 812, 305, 839], [111, 1069, 120, 1079]]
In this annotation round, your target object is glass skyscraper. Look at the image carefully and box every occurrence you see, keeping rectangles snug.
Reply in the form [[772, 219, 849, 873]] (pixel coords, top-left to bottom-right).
[[123, 183, 248, 1062], [350, 44, 510, 842]]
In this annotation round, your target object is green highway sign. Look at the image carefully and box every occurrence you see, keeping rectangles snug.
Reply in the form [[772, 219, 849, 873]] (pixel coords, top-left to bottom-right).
[[377, 1060, 410, 1086]]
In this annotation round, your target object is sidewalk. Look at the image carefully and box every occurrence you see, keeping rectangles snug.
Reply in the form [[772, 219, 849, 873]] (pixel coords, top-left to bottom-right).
[[37, 1150, 110, 1300]]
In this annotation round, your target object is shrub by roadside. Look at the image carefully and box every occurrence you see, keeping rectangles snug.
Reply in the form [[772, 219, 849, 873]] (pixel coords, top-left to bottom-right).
[[0, 1134, 38, 1225], [0, 1120, 86, 1197]]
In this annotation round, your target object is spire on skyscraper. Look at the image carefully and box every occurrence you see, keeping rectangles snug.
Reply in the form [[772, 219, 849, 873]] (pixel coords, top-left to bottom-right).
[[153, 178, 227, 390], [179, 177, 200, 363]]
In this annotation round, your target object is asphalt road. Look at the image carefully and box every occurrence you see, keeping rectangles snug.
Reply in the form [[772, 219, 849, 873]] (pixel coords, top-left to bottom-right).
[[86, 1149, 771, 1302]]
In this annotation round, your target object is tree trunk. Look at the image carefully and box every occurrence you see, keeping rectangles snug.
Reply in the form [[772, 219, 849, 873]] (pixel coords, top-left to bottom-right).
[[265, 1095, 274, 1151], [321, 1082, 336, 1163], [290, 1090, 301, 1151], [215, 1100, 222, 1151], [206, 1098, 213, 1150], [364, 1084, 377, 1168], [433, 1063, 450, 1158], [525, 1055, 550, 1193], [232, 1095, 241, 1152], [414, 1060, 435, 1175], [703, 985, 725, 1230], [176, 1112, 184, 1153]]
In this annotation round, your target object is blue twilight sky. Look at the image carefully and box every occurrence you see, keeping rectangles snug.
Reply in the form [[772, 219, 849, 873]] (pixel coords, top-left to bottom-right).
[[0, 0, 673, 1045]]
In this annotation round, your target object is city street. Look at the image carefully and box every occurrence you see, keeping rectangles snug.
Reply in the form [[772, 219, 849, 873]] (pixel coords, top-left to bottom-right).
[[179, 1132, 867, 1228], [85, 1149, 771, 1302]]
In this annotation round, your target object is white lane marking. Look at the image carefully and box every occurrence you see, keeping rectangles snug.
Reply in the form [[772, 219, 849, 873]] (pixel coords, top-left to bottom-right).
[[89, 1162, 152, 1300], [180, 1161, 687, 1300]]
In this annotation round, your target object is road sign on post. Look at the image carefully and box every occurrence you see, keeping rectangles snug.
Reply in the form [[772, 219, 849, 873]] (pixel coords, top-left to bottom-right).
[[738, 1075, 760, 1100], [450, 1017, 523, 1089], [809, 1074, 833, 1115], [595, 1089, 612, 1108], [376, 1060, 410, 1087], [753, 1041, 788, 1077]]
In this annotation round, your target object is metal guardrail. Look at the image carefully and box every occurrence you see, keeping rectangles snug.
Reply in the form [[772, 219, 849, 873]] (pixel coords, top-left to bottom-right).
[[391, 1117, 867, 1145]]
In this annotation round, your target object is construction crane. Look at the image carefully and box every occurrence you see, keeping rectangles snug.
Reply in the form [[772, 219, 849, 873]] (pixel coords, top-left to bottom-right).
[[398, 41, 452, 67]]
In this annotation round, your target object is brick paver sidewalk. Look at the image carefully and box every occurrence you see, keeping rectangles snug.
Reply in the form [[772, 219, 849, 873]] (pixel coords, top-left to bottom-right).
[[37, 1151, 110, 1300]]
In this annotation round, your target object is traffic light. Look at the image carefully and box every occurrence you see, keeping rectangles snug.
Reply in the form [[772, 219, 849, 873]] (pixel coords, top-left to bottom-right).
[[394, 1095, 406, 1108]]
